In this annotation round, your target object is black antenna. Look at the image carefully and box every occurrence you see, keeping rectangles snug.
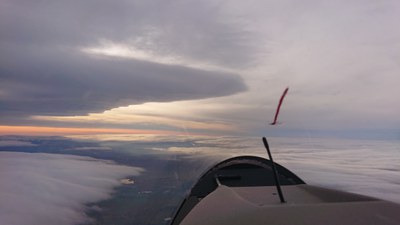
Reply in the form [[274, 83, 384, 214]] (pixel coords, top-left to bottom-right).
[[262, 137, 286, 203]]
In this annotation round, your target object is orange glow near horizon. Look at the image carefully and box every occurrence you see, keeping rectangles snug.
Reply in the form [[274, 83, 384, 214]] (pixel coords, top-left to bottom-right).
[[0, 125, 184, 136]]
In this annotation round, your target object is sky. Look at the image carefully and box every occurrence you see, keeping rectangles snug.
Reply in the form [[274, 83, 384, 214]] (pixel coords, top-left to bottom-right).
[[1, 0, 400, 137]]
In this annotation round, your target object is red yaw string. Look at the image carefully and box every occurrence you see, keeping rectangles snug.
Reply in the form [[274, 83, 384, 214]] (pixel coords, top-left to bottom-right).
[[270, 87, 289, 125]]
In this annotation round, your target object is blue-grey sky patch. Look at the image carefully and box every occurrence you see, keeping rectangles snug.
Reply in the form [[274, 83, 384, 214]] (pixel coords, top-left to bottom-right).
[[0, 140, 37, 147]]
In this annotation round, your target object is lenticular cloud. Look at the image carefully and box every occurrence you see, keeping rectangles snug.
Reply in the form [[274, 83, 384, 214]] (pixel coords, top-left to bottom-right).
[[0, 152, 143, 225]]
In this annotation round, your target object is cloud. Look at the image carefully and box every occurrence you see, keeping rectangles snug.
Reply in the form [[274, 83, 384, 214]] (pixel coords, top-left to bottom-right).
[[0, 0, 250, 123], [0, 151, 143, 225], [1, 0, 400, 135], [0, 0, 260, 68], [81, 39, 239, 73], [0, 45, 246, 119], [32, 100, 241, 133], [224, 0, 400, 131], [138, 135, 400, 204]]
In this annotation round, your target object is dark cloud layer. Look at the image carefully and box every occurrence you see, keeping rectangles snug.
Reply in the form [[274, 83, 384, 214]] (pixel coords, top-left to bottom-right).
[[0, 45, 246, 116], [0, 0, 258, 66], [0, 0, 251, 122]]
